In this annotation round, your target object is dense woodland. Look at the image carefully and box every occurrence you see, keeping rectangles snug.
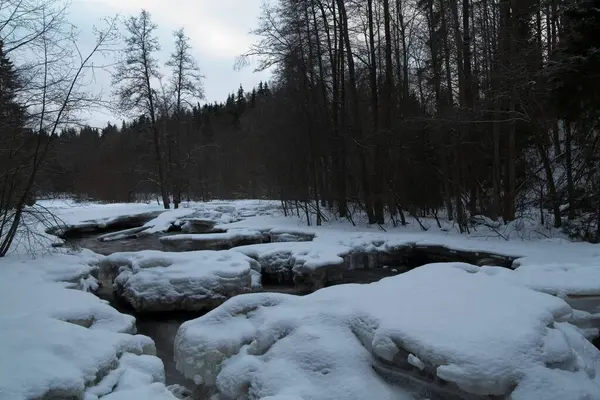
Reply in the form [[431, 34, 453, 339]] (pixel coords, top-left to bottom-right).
[[1, 0, 600, 254]]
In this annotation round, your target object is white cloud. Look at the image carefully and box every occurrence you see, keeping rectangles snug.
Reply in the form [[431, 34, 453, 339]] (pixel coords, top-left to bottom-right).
[[67, 0, 272, 126], [73, 0, 260, 59]]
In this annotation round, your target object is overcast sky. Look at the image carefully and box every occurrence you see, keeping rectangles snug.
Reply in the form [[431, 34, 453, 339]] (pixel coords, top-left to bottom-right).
[[68, 0, 271, 128]]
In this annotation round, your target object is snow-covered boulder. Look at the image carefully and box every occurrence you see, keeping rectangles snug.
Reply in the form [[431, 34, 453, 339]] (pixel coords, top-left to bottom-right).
[[97, 208, 200, 242], [234, 241, 348, 289], [98, 250, 261, 312], [174, 263, 600, 399], [180, 218, 219, 233], [160, 230, 266, 252], [269, 229, 315, 243], [457, 261, 600, 342]]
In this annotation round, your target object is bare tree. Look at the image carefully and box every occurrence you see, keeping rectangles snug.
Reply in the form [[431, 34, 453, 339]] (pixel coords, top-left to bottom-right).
[[167, 28, 204, 114], [0, 9, 118, 256], [112, 10, 170, 209], [165, 28, 204, 208]]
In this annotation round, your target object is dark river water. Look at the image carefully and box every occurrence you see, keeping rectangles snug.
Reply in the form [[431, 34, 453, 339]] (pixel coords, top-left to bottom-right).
[[94, 281, 198, 389], [71, 234, 197, 390]]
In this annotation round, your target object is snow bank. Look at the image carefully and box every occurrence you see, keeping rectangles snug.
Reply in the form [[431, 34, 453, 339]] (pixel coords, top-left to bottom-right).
[[0, 250, 180, 400], [98, 208, 200, 242], [98, 250, 260, 312], [447, 262, 600, 341], [175, 263, 600, 399], [221, 213, 600, 331], [234, 241, 348, 289], [160, 229, 266, 252], [48, 209, 164, 239]]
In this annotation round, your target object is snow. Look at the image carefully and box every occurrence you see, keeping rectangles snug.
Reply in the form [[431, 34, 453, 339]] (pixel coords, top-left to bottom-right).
[[216, 211, 600, 309], [160, 229, 266, 251], [98, 250, 260, 312], [5, 199, 600, 399], [0, 250, 178, 400], [175, 263, 600, 399], [85, 354, 166, 399], [234, 241, 348, 288], [98, 208, 199, 242], [42, 200, 164, 228]]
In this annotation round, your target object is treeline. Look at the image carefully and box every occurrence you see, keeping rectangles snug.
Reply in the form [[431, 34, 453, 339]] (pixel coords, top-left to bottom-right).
[[41, 83, 275, 203]]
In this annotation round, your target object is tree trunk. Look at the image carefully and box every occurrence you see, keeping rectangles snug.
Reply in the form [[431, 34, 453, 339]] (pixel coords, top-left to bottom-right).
[[566, 120, 574, 220], [337, 0, 374, 223]]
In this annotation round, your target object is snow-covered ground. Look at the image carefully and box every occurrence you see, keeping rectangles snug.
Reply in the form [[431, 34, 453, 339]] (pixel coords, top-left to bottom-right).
[[2, 199, 600, 399]]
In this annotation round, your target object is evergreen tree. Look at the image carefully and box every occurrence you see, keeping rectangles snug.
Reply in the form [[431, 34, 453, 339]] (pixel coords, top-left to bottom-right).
[[553, 0, 600, 122], [236, 85, 247, 111], [251, 88, 257, 108]]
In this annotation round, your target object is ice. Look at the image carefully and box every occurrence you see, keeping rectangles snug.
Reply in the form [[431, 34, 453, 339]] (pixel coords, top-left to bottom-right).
[[6, 199, 600, 399], [175, 263, 600, 399], [98, 250, 260, 312], [407, 354, 425, 370]]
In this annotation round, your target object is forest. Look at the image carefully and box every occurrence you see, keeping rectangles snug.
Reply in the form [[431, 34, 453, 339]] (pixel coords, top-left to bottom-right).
[[1, 0, 600, 256]]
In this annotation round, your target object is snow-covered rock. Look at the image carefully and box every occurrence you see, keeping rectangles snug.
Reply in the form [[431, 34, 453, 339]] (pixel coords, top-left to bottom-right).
[[452, 262, 600, 342], [234, 241, 348, 289], [98, 250, 261, 312], [175, 263, 600, 399], [180, 219, 219, 233], [48, 211, 163, 239], [160, 230, 266, 252], [269, 229, 315, 243], [98, 208, 200, 242], [0, 251, 178, 400]]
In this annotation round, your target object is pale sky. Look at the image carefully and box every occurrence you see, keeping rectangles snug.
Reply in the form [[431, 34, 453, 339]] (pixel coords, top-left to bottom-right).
[[68, 0, 271, 127]]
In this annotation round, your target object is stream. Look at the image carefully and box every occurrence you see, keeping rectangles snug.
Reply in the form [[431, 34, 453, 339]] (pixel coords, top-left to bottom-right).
[[65, 227, 600, 399], [68, 229, 432, 391], [73, 234, 199, 390], [71, 232, 305, 390]]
